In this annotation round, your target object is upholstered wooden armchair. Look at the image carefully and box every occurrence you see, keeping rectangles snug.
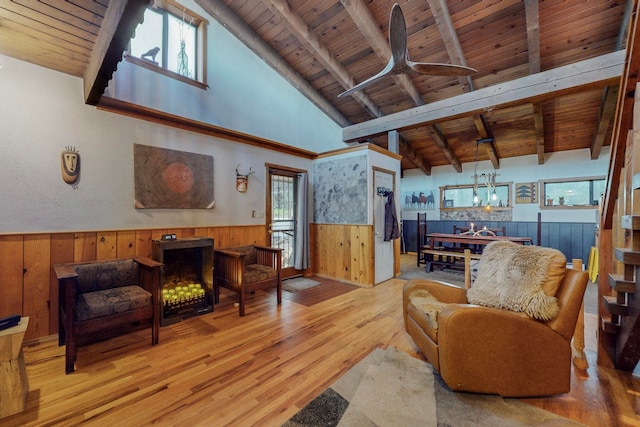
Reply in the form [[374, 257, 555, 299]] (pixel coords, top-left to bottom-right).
[[213, 245, 282, 316], [54, 257, 162, 374], [403, 241, 588, 397]]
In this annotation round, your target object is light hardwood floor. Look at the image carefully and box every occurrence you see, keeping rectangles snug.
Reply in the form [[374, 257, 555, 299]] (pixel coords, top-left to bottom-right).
[[3, 260, 639, 426]]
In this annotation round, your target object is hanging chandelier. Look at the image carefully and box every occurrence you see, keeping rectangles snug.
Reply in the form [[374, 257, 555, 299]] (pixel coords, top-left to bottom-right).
[[472, 139, 499, 207]]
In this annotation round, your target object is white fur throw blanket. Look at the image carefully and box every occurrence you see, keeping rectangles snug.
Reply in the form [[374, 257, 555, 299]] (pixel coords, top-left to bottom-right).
[[409, 289, 448, 332], [467, 241, 566, 321]]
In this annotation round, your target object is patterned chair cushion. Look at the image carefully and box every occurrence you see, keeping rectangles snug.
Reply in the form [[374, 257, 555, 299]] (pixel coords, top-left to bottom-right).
[[75, 285, 151, 322], [75, 259, 140, 294], [245, 264, 278, 284], [228, 245, 257, 265]]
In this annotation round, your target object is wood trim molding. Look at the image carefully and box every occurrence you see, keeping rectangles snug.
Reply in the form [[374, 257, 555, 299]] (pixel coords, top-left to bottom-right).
[[316, 143, 402, 161], [84, 0, 149, 105], [123, 56, 208, 90], [96, 97, 318, 159]]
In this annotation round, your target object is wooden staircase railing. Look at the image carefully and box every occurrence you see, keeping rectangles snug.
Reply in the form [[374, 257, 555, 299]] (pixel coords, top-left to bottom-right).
[[598, 0, 640, 370], [602, 216, 640, 371]]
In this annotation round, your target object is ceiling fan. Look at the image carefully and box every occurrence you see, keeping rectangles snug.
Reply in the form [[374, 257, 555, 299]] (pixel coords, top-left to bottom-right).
[[338, 3, 476, 98]]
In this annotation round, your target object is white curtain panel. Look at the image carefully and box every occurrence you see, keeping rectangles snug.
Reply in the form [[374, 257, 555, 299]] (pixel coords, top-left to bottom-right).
[[294, 172, 310, 270]]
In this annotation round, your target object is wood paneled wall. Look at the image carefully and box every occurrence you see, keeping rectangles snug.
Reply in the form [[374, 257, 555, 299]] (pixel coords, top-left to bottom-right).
[[4, 223, 396, 341], [310, 223, 375, 287], [403, 219, 597, 265], [0, 225, 266, 342]]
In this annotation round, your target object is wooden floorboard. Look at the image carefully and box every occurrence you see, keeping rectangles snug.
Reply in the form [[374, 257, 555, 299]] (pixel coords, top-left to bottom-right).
[[2, 256, 639, 426]]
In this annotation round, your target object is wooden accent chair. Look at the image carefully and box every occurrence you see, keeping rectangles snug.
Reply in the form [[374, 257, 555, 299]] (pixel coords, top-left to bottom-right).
[[403, 242, 588, 397], [213, 245, 282, 316], [54, 257, 162, 374]]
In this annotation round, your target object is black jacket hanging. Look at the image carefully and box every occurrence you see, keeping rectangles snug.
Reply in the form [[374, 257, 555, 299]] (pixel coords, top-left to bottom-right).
[[384, 191, 400, 241]]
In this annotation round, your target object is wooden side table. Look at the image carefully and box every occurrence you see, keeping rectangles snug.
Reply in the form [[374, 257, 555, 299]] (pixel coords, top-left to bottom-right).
[[0, 317, 29, 419]]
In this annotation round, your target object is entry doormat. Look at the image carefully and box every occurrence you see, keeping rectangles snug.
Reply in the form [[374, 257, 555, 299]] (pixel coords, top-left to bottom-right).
[[283, 277, 322, 292]]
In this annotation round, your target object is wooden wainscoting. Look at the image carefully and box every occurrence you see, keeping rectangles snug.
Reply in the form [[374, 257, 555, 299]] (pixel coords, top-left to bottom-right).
[[0, 225, 267, 341], [310, 223, 374, 287]]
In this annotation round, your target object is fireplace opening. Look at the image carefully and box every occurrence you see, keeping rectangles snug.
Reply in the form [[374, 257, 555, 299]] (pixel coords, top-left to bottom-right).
[[152, 237, 214, 326]]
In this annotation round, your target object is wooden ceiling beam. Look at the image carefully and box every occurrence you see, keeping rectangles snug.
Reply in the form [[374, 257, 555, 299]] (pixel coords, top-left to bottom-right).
[[592, 0, 633, 160], [259, 0, 383, 118], [525, 0, 541, 75], [427, 124, 462, 172], [532, 103, 545, 164], [399, 136, 432, 176], [339, 0, 424, 107], [426, 0, 474, 91], [591, 86, 619, 159], [83, 0, 149, 105], [473, 115, 499, 169], [427, 0, 496, 169], [196, 0, 351, 127], [525, 0, 545, 165], [530, 103, 545, 164], [339, 0, 452, 174], [343, 50, 625, 142]]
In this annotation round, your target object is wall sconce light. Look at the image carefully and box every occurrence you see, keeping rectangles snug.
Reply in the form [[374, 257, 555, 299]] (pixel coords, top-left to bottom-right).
[[235, 164, 255, 193]]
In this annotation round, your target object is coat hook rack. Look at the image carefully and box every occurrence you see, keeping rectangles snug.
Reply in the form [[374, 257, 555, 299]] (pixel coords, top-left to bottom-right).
[[377, 187, 392, 196]]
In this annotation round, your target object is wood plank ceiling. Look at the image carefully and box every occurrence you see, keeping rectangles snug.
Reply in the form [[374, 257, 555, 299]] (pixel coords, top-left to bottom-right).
[[0, 0, 630, 174]]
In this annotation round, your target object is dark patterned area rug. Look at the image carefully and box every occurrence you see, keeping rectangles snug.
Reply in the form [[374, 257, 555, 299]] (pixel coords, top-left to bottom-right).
[[283, 347, 584, 427]]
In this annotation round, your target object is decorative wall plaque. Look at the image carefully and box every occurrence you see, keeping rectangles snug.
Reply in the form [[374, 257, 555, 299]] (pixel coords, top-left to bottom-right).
[[134, 144, 214, 209], [61, 146, 80, 187]]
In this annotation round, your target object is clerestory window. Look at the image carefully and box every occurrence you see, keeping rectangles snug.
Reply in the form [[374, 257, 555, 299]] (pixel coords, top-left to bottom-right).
[[126, 0, 207, 88]]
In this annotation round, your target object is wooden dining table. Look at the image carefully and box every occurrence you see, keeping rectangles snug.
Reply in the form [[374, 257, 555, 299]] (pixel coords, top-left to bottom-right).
[[427, 233, 533, 251], [422, 233, 533, 272]]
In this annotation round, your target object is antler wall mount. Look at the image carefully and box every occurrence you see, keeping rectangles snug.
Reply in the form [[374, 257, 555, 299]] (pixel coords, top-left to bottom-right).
[[236, 164, 256, 193]]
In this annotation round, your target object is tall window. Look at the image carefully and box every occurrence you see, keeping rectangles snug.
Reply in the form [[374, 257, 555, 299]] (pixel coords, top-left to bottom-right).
[[127, 0, 207, 86]]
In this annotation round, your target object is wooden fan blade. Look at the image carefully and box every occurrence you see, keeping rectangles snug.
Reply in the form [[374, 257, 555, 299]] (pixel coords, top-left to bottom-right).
[[338, 57, 397, 98], [408, 62, 477, 76], [389, 4, 407, 64], [338, 3, 477, 98], [338, 3, 406, 98]]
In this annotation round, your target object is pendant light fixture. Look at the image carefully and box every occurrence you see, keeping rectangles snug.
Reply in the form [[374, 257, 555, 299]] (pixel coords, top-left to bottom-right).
[[472, 138, 498, 207]]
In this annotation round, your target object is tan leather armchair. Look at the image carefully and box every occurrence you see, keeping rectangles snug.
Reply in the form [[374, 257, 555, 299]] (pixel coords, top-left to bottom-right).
[[403, 267, 588, 397]]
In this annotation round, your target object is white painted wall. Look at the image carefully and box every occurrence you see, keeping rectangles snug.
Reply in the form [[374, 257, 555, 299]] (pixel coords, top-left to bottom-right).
[[0, 0, 608, 235], [0, 54, 317, 233], [106, 0, 345, 154], [312, 148, 401, 225], [401, 148, 610, 223]]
